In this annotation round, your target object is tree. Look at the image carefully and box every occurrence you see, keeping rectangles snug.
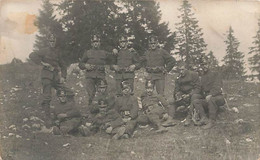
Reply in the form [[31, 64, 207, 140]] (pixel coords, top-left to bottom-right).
[[120, 0, 176, 53], [33, 0, 63, 54], [57, 0, 122, 63], [206, 51, 219, 71], [174, 0, 207, 70], [222, 26, 245, 80], [248, 18, 260, 80]]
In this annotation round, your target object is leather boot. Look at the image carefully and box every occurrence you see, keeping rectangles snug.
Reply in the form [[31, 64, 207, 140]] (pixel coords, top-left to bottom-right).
[[202, 119, 215, 129]]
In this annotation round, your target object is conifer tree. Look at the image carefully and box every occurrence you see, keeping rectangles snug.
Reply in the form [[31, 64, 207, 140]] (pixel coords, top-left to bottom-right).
[[206, 51, 219, 71], [175, 0, 207, 70], [222, 27, 245, 80], [248, 18, 260, 80]]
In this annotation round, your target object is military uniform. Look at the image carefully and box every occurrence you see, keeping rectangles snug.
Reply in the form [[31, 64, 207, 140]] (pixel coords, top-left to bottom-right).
[[79, 49, 113, 104], [114, 94, 139, 136], [193, 70, 225, 122], [29, 47, 74, 117], [111, 48, 141, 95], [138, 92, 170, 129], [88, 91, 124, 136], [53, 100, 81, 135], [172, 70, 202, 117], [143, 48, 176, 95]]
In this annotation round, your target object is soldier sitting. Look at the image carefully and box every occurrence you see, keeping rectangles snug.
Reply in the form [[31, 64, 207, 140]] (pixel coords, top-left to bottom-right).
[[52, 91, 81, 136], [137, 80, 175, 133], [79, 80, 125, 139], [114, 81, 139, 139], [172, 62, 203, 126]]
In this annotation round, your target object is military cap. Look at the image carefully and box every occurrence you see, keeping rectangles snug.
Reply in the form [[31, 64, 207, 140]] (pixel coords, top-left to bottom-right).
[[119, 35, 128, 42], [97, 79, 108, 88], [148, 35, 158, 43], [145, 80, 154, 88], [91, 34, 100, 42]]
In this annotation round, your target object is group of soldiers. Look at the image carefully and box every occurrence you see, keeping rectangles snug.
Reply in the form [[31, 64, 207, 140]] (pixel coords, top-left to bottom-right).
[[29, 33, 225, 139]]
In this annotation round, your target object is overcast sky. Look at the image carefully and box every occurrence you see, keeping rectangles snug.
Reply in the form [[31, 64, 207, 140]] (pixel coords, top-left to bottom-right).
[[1, 0, 259, 73]]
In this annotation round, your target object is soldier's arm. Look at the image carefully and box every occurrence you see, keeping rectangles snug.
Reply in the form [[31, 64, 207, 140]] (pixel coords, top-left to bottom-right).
[[157, 95, 169, 108], [162, 50, 176, 72], [106, 51, 117, 65], [78, 51, 89, 70], [58, 53, 68, 78], [132, 51, 142, 70], [210, 72, 223, 96], [130, 97, 139, 119], [29, 51, 43, 65], [139, 52, 147, 68], [191, 72, 201, 95]]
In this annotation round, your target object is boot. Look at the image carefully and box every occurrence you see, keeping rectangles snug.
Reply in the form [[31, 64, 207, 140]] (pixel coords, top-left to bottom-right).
[[161, 118, 177, 127], [53, 126, 61, 135], [155, 126, 168, 133], [112, 127, 126, 140], [202, 120, 215, 129], [199, 116, 209, 126]]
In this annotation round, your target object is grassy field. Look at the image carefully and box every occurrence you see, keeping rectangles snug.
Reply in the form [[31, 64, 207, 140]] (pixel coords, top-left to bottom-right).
[[0, 63, 259, 160]]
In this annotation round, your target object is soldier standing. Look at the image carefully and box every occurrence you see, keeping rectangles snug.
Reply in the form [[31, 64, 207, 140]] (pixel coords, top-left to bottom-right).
[[193, 63, 225, 129], [114, 81, 139, 138], [142, 35, 176, 95], [172, 62, 202, 126], [29, 34, 74, 126], [111, 35, 141, 96], [79, 34, 113, 105]]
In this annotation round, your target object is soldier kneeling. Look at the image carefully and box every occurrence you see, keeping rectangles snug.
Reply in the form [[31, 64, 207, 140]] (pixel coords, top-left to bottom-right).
[[79, 80, 125, 139], [52, 91, 81, 136], [137, 80, 176, 133]]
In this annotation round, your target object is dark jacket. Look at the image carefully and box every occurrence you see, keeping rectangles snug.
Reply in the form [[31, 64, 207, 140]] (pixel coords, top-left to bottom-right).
[[54, 101, 81, 123], [29, 48, 67, 79], [201, 70, 223, 96], [174, 70, 201, 96], [115, 95, 139, 120], [112, 49, 141, 80]]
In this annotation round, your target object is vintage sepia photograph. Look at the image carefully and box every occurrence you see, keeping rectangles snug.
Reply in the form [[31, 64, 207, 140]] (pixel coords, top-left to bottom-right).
[[0, 0, 259, 159]]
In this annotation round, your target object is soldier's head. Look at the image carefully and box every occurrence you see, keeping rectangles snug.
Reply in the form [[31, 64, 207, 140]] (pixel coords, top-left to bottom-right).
[[198, 62, 209, 76], [119, 35, 128, 49], [177, 61, 187, 76], [57, 90, 67, 103], [97, 80, 108, 94], [48, 34, 56, 48], [148, 35, 158, 50], [121, 81, 132, 96], [145, 80, 154, 96], [91, 34, 101, 49]]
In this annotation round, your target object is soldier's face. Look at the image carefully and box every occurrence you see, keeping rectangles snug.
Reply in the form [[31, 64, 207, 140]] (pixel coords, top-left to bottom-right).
[[149, 42, 158, 50], [58, 96, 67, 103], [122, 87, 131, 95], [92, 41, 100, 49], [120, 41, 127, 49], [49, 39, 56, 48], [146, 87, 154, 96], [179, 66, 186, 76], [98, 87, 106, 93]]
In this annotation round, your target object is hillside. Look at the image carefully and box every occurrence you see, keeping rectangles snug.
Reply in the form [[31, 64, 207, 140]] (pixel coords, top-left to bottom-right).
[[0, 63, 259, 160]]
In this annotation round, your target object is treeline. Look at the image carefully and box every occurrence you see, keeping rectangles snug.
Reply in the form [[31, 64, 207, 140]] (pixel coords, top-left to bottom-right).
[[33, 0, 260, 80]]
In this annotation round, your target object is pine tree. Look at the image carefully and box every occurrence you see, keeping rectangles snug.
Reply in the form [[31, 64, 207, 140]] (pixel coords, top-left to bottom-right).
[[175, 0, 207, 70], [121, 0, 176, 53], [248, 18, 260, 80], [222, 26, 245, 80], [57, 0, 121, 63], [206, 51, 219, 71], [33, 0, 63, 54]]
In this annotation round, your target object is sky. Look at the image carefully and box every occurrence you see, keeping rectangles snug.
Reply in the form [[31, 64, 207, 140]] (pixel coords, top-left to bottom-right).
[[0, 0, 260, 73]]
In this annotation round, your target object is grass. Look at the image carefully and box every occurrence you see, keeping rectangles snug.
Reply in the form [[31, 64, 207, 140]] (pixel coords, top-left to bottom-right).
[[0, 63, 259, 160]]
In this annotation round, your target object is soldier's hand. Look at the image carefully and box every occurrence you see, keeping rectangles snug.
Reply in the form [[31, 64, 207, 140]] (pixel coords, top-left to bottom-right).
[[41, 61, 51, 67], [112, 65, 120, 71], [112, 48, 118, 55], [105, 126, 113, 134], [57, 113, 67, 119], [206, 95, 212, 102], [128, 64, 136, 72], [60, 77, 66, 84]]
